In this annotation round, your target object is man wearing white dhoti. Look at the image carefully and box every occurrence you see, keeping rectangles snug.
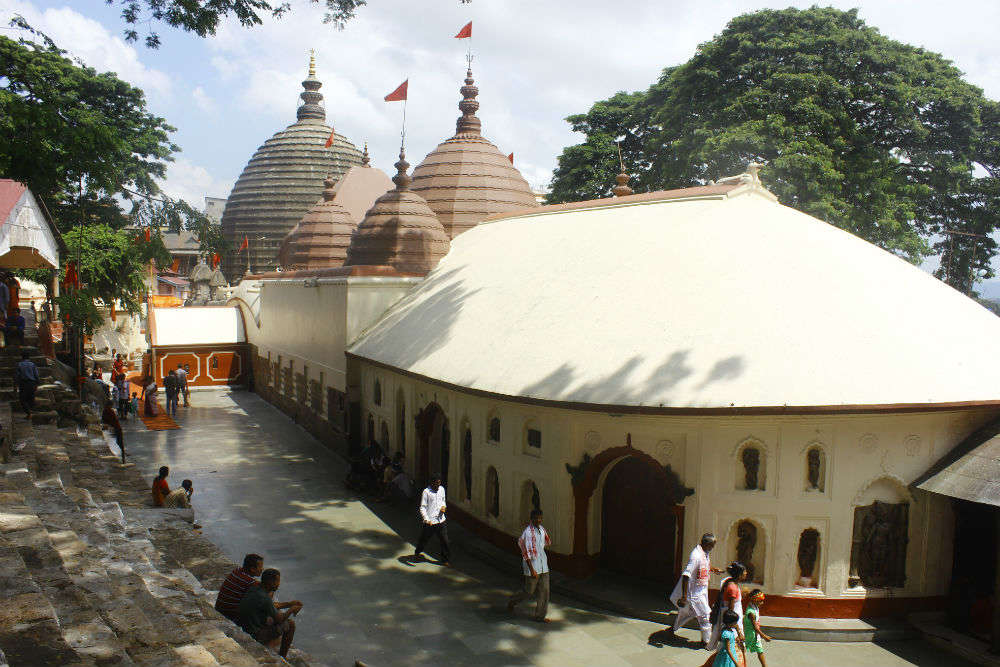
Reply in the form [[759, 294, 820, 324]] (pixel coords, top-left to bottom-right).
[[666, 532, 723, 647]]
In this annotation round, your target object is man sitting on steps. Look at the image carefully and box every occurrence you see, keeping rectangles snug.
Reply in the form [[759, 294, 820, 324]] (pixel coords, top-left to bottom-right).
[[216, 554, 264, 624], [238, 568, 303, 658]]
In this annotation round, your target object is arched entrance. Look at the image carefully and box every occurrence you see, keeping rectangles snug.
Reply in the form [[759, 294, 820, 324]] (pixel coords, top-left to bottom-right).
[[600, 455, 681, 583], [571, 444, 690, 580], [414, 403, 450, 488]]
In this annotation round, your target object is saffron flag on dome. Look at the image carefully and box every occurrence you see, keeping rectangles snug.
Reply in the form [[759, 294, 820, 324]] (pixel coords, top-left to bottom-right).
[[455, 21, 472, 39], [325, 127, 336, 148], [238, 235, 248, 253], [508, 152, 514, 164], [384, 80, 408, 102]]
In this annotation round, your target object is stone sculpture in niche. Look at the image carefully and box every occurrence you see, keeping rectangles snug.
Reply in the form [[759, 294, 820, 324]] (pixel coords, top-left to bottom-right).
[[797, 528, 820, 587], [807, 448, 822, 490], [850, 500, 909, 588], [742, 447, 761, 490], [736, 520, 758, 582]]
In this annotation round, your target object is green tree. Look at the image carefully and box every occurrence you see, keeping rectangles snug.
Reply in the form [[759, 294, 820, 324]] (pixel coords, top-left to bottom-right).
[[58, 225, 170, 334], [112, 0, 470, 48], [549, 7, 1000, 290], [0, 20, 177, 231]]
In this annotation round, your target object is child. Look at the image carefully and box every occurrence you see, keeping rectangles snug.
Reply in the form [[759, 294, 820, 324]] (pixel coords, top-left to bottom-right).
[[709, 610, 744, 667], [130, 392, 139, 420], [744, 589, 771, 666]]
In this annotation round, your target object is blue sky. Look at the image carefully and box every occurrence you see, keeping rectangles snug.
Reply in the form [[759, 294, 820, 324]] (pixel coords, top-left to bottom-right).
[[3, 0, 1000, 294]]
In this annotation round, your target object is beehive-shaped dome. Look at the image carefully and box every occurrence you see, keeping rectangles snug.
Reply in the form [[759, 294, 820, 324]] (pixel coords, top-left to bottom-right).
[[220, 56, 362, 280], [278, 173, 357, 270], [345, 151, 450, 275], [410, 68, 538, 239]]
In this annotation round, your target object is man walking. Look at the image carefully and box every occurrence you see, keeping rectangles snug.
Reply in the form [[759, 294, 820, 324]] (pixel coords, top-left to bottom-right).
[[413, 473, 450, 564], [15, 350, 39, 418], [666, 532, 723, 648], [176, 363, 189, 407], [507, 509, 552, 623], [164, 369, 180, 416]]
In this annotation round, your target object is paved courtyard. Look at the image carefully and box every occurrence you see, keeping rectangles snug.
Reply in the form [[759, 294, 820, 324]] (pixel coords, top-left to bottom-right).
[[122, 389, 974, 667]]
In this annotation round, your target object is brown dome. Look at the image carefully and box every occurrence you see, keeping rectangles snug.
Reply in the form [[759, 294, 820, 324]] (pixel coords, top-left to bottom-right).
[[410, 68, 538, 239], [345, 151, 449, 275], [279, 174, 357, 270]]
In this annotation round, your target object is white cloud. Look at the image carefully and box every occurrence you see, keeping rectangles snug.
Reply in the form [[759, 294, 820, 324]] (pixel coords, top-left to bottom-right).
[[158, 158, 233, 207], [191, 86, 216, 113], [0, 0, 172, 97]]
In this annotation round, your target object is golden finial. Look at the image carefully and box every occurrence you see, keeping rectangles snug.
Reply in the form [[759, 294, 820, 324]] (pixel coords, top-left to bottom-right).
[[308, 49, 316, 76]]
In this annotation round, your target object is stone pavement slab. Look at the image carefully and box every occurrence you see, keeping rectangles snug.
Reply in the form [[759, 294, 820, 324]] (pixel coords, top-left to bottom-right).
[[123, 389, 979, 667]]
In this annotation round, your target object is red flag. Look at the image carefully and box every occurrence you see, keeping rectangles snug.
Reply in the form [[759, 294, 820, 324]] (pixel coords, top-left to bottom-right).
[[212, 253, 221, 269], [508, 152, 514, 164], [454, 21, 472, 39], [325, 127, 336, 148], [144, 228, 151, 242], [238, 235, 249, 253], [384, 80, 408, 102]]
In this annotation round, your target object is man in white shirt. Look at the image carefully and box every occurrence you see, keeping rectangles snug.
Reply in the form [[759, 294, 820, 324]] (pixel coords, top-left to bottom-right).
[[666, 532, 723, 647], [413, 473, 450, 564], [507, 509, 552, 623]]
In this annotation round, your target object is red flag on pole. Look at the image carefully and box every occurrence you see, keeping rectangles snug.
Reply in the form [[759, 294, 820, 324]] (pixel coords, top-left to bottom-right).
[[508, 152, 514, 164], [238, 235, 249, 253], [384, 80, 408, 102], [454, 21, 472, 39], [325, 127, 336, 148]]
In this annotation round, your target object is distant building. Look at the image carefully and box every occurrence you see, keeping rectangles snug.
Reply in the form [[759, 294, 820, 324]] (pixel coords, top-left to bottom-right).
[[204, 196, 226, 223]]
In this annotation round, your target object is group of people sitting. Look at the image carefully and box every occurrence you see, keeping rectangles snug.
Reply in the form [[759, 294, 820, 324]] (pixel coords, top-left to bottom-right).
[[215, 554, 303, 658], [151, 465, 195, 509], [345, 438, 414, 503]]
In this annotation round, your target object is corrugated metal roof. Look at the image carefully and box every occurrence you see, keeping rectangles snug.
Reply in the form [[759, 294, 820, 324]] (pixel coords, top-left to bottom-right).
[[913, 415, 1000, 507]]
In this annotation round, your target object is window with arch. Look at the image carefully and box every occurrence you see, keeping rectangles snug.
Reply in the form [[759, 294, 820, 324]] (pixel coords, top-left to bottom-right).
[[396, 389, 406, 455], [805, 446, 826, 492], [462, 427, 473, 501], [729, 518, 765, 584], [373, 379, 382, 406], [488, 415, 501, 443], [520, 480, 541, 526], [486, 466, 500, 518], [736, 440, 766, 491], [796, 528, 821, 588]]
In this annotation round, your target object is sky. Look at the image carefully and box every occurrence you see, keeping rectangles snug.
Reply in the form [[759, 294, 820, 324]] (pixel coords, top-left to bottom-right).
[[3, 0, 1000, 293]]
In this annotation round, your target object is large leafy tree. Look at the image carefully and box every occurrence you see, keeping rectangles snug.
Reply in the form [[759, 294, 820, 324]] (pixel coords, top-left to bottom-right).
[[549, 7, 1000, 292], [0, 20, 178, 231], [112, 0, 469, 47]]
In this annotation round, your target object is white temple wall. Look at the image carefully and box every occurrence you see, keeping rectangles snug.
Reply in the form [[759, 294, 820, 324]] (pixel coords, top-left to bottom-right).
[[356, 360, 997, 603]]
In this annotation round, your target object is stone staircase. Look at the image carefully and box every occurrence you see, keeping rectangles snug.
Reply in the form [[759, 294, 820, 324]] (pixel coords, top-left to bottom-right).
[[0, 321, 322, 667]]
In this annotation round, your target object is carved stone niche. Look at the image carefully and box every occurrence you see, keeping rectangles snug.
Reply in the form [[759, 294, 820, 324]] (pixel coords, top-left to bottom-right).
[[849, 500, 909, 589], [796, 528, 821, 588]]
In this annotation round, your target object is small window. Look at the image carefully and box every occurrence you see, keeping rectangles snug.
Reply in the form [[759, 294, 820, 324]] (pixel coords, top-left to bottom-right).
[[488, 416, 501, 442], [374, 379, 382, 406], [527, 428, 542, 449], [486, 467, 500, 518]]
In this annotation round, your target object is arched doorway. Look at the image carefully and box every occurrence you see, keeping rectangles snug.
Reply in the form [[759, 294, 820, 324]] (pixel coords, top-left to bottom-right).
[[600, 455, 682, 584], [415, 403, 449, 488]]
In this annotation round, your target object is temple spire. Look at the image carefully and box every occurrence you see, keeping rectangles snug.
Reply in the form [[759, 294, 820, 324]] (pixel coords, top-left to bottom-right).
[[455, 66, 481, 137], [297, 51, 325, 122], [392, 150, 411, 191]]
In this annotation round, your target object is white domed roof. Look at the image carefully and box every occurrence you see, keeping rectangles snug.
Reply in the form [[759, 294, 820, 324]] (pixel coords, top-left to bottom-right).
[[348, 181, 1000, 411]]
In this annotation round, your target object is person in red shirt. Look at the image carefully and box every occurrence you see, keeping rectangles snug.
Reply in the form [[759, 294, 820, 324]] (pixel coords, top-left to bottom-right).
[[216, 554, 265, 623], [152, 466, 170, 506]]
